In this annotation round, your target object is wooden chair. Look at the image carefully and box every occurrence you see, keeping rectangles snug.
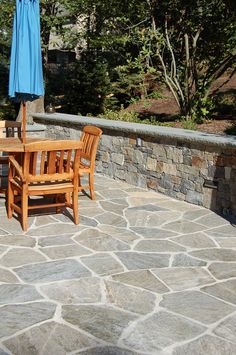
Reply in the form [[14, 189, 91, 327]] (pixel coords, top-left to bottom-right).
[[0, 120, 21, 195], [7, 140, 83, 231], [78, 125, 102, 200]]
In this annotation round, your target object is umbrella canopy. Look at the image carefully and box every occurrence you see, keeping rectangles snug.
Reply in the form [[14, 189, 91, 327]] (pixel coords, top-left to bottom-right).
[[8, 0, 44, 141]]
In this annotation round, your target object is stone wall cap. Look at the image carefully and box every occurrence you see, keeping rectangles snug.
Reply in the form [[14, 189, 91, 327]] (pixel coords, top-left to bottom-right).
[[32, 112, 236, 148]]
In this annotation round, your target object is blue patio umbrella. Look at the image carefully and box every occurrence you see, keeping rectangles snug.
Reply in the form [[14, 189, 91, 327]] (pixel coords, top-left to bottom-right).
[[9, 0, 44, 142]]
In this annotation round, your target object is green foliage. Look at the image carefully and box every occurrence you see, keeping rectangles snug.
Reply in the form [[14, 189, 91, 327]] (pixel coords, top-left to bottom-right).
[[181, 118, 197, 131]]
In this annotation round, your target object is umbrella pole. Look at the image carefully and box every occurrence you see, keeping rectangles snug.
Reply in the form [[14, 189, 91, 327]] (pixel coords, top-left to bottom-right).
[[22, 101, 26, 143]]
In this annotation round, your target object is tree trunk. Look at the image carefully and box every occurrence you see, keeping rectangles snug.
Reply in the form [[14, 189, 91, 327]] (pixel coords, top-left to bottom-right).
[[16, 96, 44, 123]]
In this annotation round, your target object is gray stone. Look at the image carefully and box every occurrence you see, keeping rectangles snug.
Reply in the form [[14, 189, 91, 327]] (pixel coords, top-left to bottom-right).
[[183, 209, 211, 221], [134, 240, 185, 252], [75, 229, 130, 251], [75, 346, 140, 355], [216, 237, 236, 248], [40, 244, 91, 260], [38, 235, 75, 247], [173, 335, 236, 355], [98, 201, 125, 215], [79, 215, 98, 227], [209, 262, 236, 279], [125, 210, 167, 227], [196, 214, 229, 228], [0, 302, 56, 338], [186, 190, 203, 205], [201, 279, 236, 305], [190, 248, 236, 262], [112, 270, 169, 293], [130, 227, 177, 239], [0, 268, 19, 283], [0, 284, 42, 304], [105, 281, 156, 314], [172, 253, 207, 267], [153, 268, 215, 291], [0, 235, 36, 247], [0, 246, 8, 255], [98, 189, 128, 199], [171, 232, 216, 249], [62, 305, 137, 342], [207, 225, 236, 238], [160, 291, 235, 324], [0, 248, 46, 267], [163, 220, 206, 234], [40, 278, 102, 304], [27, 223, 84, 236], [123, 311, 205, 352], [3, 321, 98, 355], [128, 204, 168, 212], [79, 206, 105, 217], [95, 212, 127, 227], [214, 314, 236, 343], [81, 253, 124, 276], [15, 259, 91, 283], [116, 252, 170, 270]]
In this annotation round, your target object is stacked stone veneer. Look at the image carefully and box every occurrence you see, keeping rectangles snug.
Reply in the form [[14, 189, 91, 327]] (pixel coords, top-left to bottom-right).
[[32, 113, 236, 217]]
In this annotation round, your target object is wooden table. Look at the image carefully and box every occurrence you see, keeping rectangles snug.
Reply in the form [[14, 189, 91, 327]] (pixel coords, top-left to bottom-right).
[[0, 137, 48, 153]]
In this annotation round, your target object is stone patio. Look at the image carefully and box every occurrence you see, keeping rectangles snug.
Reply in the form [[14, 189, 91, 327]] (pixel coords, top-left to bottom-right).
[[0, 174, 236, 355]]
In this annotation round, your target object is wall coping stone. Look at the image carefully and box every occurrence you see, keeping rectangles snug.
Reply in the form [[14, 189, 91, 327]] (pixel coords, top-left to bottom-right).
[[32, 112, 236, 149]]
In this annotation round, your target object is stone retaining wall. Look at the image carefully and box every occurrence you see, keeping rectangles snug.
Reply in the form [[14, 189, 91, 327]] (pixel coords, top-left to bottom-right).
[[32, 112, 236, 217]]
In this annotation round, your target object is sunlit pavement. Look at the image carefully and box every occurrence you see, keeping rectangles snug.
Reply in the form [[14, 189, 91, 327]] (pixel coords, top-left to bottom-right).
[[0, 174, 236, 355]]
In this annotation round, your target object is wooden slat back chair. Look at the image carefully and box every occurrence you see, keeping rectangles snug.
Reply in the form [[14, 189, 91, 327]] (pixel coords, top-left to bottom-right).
[[79, 125, 102, 200], [7, 140, 83, 231], [0, 120, 22, 195]]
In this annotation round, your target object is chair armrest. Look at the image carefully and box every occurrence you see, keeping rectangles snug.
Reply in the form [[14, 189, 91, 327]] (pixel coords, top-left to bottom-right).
[[8, 156, 25, 182]]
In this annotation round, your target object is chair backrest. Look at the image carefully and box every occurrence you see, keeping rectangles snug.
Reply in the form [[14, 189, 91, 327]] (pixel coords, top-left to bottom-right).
[[22, 140, 83, 182], [80, 125, 102, 167], [0, 120, 21, 138]]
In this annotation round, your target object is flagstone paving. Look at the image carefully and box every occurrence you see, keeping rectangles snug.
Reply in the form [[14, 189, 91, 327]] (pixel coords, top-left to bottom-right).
[[0, 174, 236, 355]]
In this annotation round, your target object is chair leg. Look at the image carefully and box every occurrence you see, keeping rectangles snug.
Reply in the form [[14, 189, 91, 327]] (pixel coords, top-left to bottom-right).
[[89, 172, 95, 200], [72, 190, 79, 224], [7, 182, 14, 219], [21, 188, 28, 231]]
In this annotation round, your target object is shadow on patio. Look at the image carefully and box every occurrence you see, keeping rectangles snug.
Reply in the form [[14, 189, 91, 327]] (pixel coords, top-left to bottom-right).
[[0, 174, 236, 354]]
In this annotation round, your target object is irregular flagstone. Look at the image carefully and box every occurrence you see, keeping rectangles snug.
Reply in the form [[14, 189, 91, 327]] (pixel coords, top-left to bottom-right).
[[190, 248, 236, 262], [213, 314, 236, 344], [134, 240, 185, 252], [99, 201, 126, 215], [62, 305, 137, 342], [0, 229, 8, 236], [0, 349, 9, 355], [40, 244, 91, 260], [123, 310, 206, 352], [105, 280, 156, 314], [0, 284, 42, 304], [127, 197, 168, 207], [115, 252, 170, 270], [163, 220, 206, 234], [0, 235, 36, 247], [194, 213, 229, 228], [172, 254, 207, 267], [14, 259, 91, 283], [215, 237, 236, 248], [207, 225, 236, 238], [112, 270, 169, 293], [110, 198, 129, 206], [173, 334, 236, 355], [160, 291, 235, 324], [81, 253, 124, 276], [208, 262, 236, 279], [127, 204, 168, 212], [75, 346, 141, 355], [40, 277, 102, 304], [98, 188, 128, 199], [0, 246, 7, 255], [125, 210, 167, 227], [3, 321, 99, 355], [130, 227, 178, 239], [183, 209, 212, 221], [34, 215, 58, 227], [98, 226, 139, 243], [27, 223, 84, 236], [75, 207, 104, 217], [0, 302, 56, 338], [95, 212, 127, 227], [0, 248, 46, 267], [171, 232, 217, 249], [75, 229, 130, 251], [0, 216, 33, 234], [158, 200, 201, 212], [0, 268, 19, 283], [38, 235, 75, 247], [152, 267, 215, 291], [201, 279, 236, 305]]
